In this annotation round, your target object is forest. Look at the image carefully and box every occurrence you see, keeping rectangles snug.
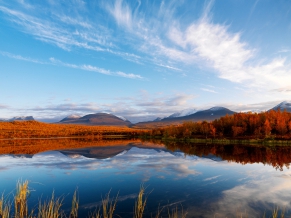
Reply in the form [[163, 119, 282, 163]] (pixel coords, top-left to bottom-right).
[[147, 110, 291, 140]]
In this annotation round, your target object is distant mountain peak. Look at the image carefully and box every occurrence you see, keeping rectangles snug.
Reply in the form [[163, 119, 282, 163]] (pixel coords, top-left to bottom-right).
[[8, 116, 34, 121], [270, 101, 291, 112], [66, 114, 81, 119], [153, 117, 162, 122], [168, 108, 198, 118]]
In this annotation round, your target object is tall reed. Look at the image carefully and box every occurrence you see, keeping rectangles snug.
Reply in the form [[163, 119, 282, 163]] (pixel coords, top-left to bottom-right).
[[70, 190, 79, 218], [2, 180, 291, 218], [14, 180, 29, 218], [272, 207, 286, 218], [37, 192, 63, 218], [167, 205, 187, 218], [134, 185, 148, 218], [0, 194, 11, 218], [101, 191, 118, 218]]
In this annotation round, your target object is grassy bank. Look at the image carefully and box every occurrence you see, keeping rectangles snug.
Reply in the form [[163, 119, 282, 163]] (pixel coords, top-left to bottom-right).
[[139, 136, 291, 146]]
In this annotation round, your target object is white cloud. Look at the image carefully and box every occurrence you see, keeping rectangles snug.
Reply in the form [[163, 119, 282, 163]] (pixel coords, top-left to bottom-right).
[[200, 88, 218, 93], [117, 71, 143, 79], [0, 51, 46, 64], [25, 92, 196, 123], [0, 104, 9, 109], [107, 0, 132, 29], [272, 86, 291, 93], [106, 0, 291, 94], [49, 57, 143, 79], [0, 5, 139, 62]]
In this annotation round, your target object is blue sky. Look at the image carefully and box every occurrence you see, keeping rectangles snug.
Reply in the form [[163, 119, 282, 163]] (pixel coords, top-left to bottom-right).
[[0, 0, 291, 123]]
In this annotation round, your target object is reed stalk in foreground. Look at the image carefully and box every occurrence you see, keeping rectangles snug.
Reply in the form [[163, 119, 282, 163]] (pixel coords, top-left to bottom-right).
[[70, 190, 79, 218], [101, 191, 118, 218], [167, 205, 187, 218], [271, 206, 286, 218], [37, 192, 63, 218], [88, 208, 100, 218], [0, 194, 11, 218], [2, 180, 291, 218], [15, 180, 29, 218], [134, 185, 149, 218]]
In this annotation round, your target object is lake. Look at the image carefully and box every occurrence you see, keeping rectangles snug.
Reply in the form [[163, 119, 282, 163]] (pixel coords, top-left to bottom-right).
[[0, 138, 291, 217]]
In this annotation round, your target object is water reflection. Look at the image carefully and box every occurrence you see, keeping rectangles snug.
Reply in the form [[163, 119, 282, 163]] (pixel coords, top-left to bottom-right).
[[0, 139, 291, 217], [164, 141, 291, 170]]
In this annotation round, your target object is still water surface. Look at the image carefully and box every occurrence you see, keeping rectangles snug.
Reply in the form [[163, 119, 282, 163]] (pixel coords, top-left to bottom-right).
[[0, 139, 291, 217]]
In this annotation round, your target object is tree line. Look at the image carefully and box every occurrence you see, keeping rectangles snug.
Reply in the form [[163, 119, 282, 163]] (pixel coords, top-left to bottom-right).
[[147, 110, 291, 140]]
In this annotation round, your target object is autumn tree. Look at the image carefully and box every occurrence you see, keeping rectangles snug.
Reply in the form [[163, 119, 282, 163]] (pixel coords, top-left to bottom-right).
[[263, 119, 272, 137]]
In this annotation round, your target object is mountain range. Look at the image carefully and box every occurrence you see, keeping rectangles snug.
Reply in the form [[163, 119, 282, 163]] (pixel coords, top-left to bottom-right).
[[133, 106, 236, 128], [0, 116, 35, 122], [1, 101, 291, 126]]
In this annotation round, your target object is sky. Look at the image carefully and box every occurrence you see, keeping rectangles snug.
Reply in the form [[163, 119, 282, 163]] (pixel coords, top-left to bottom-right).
[[0, 0, 291, 123]]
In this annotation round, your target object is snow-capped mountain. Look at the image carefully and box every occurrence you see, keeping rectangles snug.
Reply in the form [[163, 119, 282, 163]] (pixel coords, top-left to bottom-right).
[[115, 115, 127, 121], [59, 113, 132, 126], [8, 116, 34, 121], [167, 108, 198, 118], [59, 114, 82, 122], [67, 114, 81, 119], [270, 101, 291, 112]]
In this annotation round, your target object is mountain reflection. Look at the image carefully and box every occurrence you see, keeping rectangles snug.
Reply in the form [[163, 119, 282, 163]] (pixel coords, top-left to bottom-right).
[[1, 138, 291, 170]]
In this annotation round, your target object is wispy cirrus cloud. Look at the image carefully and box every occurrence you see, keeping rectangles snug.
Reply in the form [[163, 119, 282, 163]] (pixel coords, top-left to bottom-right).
[[0, 4, 140, 63], [0, 50, 143, 79], [272, 86, 291, 93], [49, 57, 144, 79], [2, 0, 291, 89], [106, 0, 291, 94], [0, 51, 46, 64]]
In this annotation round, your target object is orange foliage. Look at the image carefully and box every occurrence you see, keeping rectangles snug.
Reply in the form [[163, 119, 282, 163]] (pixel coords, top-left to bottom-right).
[[0, 121, 149, 139], [148, 110, 291, 140]]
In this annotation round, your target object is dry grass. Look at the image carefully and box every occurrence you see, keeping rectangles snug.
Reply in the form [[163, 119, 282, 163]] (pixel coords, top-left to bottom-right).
[[134, 185, 148, 218], [167, 206, 187, 218], [69, 190, 79, 218], [0, 194, 11, 218], [101, 191, 118, 218], [88, 208, 101, 218], [2, 180, 291, 218], [271, 207, 286, 218], [14, 180, 29, 218], [37, 192, 63, 218]]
